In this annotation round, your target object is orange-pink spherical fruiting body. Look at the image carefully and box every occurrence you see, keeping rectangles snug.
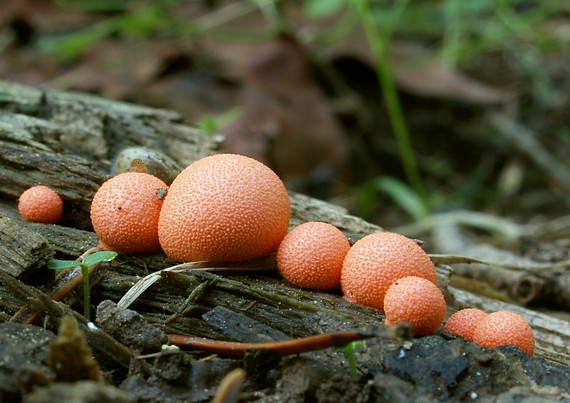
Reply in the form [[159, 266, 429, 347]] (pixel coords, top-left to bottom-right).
[[443, 308, 488, 341], [277, 222, 350, 290], [341, 232, 437, 311], [158, 154, 290, 262], [18, 185, 64, 224], [90, 172, 168, 254], [472, 310, 535, 355], [383, 276, 446, 336]]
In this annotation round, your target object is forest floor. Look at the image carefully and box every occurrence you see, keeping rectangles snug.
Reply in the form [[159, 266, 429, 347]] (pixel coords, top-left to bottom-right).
[[1, 1, 570, 402]]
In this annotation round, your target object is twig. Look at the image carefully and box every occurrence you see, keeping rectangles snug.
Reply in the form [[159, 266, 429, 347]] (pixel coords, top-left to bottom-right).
[[164, 279, 213, 324], [77, 246, 99, 263], [167, 325, 411, 357]]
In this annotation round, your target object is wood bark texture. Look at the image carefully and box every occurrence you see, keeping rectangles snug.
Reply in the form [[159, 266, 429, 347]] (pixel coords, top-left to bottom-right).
[[0, 79, 568, 369]]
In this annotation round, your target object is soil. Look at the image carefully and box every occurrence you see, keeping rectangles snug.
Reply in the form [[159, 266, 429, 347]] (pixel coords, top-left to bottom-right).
[[1, 318, 569, 402]]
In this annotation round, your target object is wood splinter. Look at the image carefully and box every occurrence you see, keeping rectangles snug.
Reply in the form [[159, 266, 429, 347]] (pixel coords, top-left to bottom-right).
[[167, 324, 412, 357]]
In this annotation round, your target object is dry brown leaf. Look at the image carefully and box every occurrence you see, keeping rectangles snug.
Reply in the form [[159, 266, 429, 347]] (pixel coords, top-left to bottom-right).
[[324, 40, 505, 105], [45, 39, 191, 99], [392, 44, 505, 104]]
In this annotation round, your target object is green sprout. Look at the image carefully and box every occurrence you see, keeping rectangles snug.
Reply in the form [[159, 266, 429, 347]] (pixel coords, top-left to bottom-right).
[[47, 251, 118, 320], [337, 340, 365, 381]]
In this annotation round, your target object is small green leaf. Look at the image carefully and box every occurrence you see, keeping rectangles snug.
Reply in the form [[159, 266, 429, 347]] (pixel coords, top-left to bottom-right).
[[47, 260, 82, 270], [82, 251, 118, 268]]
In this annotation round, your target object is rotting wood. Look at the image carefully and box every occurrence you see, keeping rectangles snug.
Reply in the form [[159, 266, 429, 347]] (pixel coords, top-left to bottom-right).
[[0, 215, 54, 278], [0, 209, 418, 345], [432, 223, 570, 310], [0, 268, 149, 375], [0, 79, 221, 230], [450, 286, 570, 367], [0, 79, 569, 370], [202, 305, 291, 342], [0, 195, 402, 347], [0, 198, 401, 343]]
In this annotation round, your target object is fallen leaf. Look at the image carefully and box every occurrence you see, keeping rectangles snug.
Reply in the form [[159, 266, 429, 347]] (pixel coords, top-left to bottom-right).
[[323, 39, 505, 105]]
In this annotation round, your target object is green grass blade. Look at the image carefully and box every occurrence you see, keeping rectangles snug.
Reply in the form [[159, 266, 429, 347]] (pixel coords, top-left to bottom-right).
[[354, 0, 428, 206], [358, 176, 430, 222]]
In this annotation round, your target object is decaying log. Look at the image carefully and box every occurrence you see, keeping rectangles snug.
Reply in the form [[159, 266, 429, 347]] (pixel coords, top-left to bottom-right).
[[510, 272, 564, 307], [0, 80, 221, 229], [0, 269, 149, 375], [0, 79, 569, 371], [0, 79, 394, 341], [450, 286, 570, 367], [432, 222, 570, 311], [0, 215, 53, 278]]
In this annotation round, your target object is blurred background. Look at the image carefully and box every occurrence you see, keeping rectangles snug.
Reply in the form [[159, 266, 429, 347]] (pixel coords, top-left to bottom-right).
[[2, 0, 570, 231]]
